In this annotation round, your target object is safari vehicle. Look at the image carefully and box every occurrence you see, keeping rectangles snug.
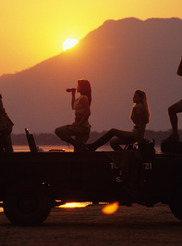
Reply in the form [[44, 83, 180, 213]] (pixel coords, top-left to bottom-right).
[[0, 129, 182, 226]]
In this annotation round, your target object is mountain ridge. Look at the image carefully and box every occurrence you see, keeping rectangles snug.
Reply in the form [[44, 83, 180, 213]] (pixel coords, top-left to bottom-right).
[[0, 17, 182, 134]]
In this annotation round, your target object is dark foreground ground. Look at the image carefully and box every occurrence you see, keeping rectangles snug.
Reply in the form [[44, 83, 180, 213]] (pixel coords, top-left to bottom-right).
[[0, 204, 182, 246]]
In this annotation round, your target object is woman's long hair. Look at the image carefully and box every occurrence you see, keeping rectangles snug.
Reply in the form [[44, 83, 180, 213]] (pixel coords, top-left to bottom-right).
[[78, 79, 92, 105], [133, 90, 150, 123]]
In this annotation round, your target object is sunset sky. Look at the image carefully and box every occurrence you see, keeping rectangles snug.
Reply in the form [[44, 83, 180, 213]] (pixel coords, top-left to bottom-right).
[[1, 0, 182, 77]]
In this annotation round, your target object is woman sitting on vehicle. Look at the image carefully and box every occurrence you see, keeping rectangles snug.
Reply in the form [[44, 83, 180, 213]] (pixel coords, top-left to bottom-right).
[[55, 79, 92, 151], [86, 90, 150, 151]]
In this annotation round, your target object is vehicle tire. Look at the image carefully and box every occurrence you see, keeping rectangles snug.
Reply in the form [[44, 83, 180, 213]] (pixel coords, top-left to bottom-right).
[[4, 182, 52, 226], [169, 184, 182, 221]]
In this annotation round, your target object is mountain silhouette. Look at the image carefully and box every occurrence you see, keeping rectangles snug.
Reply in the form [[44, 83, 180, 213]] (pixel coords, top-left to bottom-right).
[[0, 17, 182, 134]]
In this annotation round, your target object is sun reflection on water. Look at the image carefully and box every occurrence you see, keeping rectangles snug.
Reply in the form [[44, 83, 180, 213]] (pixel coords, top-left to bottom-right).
[[0, 202, 92, 213], [59, 202, 92, 208], [0, 202, 119, 214]]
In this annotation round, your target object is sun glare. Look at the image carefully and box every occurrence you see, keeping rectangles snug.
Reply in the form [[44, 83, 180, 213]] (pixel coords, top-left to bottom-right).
[[102, 202, 119, 214], [63, 38, 79, 51]]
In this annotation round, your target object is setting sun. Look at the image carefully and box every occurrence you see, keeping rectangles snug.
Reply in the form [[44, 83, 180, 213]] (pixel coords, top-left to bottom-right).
[[63, 38, 79, 51]]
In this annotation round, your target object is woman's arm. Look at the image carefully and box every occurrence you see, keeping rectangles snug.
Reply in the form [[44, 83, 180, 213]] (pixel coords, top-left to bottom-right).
[[71, 90, 76, 109]]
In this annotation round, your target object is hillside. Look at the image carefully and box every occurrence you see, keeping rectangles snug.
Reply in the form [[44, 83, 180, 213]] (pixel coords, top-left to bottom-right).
[[0, 17, 182, 133]]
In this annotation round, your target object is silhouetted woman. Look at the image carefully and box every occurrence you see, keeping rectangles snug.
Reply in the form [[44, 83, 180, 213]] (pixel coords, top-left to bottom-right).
[[87, 90, 150, 151], [0, 94, 14, 152], [55, 79, 92, 151]]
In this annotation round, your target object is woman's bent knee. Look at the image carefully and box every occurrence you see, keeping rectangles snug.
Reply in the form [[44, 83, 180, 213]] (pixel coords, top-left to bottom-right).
[[55, 127, 60, 136], [168, 102, 182, 115], [55, 127, 65, 138], [109, 128, 117, 134], [168, 106, 177, 116], [110, 138, 123, 151]]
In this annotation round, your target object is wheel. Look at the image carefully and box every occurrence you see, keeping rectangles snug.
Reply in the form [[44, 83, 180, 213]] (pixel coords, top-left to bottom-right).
[[4, 182, 52, 226], [169, 184, 182, 221]]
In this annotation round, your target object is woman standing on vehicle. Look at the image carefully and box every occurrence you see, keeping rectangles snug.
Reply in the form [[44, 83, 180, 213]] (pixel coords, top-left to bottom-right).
[[0, 94, 14, 152], [55, 79, 92, 151], [86, 90, 150, 151]]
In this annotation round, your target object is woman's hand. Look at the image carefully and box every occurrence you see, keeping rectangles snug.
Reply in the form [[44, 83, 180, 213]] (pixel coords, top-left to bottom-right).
[[71, 89, 76, 96]]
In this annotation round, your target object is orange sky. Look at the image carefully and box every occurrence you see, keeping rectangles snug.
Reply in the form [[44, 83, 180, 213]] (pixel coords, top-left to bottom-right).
[[0, 0, 182, 76]]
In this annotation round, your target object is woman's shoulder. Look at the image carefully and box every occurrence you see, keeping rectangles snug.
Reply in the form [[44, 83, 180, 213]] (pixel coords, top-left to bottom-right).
[[135, 103, 144, 108], [79, 95, 88, 99]]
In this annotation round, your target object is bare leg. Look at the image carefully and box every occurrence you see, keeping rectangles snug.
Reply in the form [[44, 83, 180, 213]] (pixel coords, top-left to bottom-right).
[[168, 102, 182, 138], [87, 128, 135, 151], [1, 128, 14, 152], [164, 101, 182, 142], [110, 137, 124, 151], [3, 134, 14, 152], [55, 126, 77, 146], [55, 125, 90, 151], [168, 109, 178, 136]]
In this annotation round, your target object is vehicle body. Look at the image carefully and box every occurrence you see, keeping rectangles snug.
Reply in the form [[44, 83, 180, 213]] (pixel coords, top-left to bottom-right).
[[1, 142, 182, 226]]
